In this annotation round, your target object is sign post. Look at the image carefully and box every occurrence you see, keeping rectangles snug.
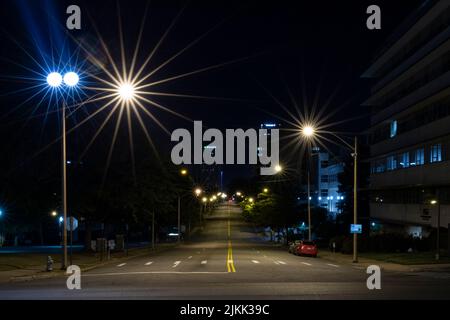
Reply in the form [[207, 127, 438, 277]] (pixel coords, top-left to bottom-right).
[[350, 224, 362, 234], [67, 217, 78, 266]]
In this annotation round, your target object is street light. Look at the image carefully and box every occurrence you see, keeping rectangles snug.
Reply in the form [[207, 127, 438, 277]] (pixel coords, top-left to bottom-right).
[[51, 211, 57, 217], [275, 165, 282, 173], [118, 83, 136, 101], [180, 169, 188, 176], [195, 188, 202, 197], [299, 124, 317, 242], [236, 192, 242, 196], [248, 197, 254, 203], [431, 197, 441, 260], [263, 188, 269, 193], [63, 72, 80, 87], [47, 72, 63, 87], [301, 125, 315, 138], [46, 71, 80, 270]]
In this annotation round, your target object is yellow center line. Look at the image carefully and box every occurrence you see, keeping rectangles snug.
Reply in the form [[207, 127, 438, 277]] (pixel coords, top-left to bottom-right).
[[226, 206, 236, 273]]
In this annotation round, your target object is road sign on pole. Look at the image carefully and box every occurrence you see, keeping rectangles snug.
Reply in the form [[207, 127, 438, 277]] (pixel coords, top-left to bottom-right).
[[67, 217, 78, 231], [350, 224, 362, 234]]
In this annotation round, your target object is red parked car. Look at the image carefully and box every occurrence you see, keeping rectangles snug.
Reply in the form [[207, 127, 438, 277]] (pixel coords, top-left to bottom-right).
[[294, 240, 318, 257]]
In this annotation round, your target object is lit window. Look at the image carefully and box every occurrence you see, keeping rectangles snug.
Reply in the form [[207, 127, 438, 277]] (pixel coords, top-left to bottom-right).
[[387, 156, 397, 171], [399, 152, 409, 168], [430, 144, 442, 163], [413, 148, 424, 166], [376, 160, 385, 173], [390, 120, 398, 138]]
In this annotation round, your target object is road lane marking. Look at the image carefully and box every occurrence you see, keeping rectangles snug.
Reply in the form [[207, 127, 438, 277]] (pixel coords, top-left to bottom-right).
[[251, 260, 260, 264], [188, 256, 193, 259], [201, 260, 207, 265], [117, 263, 126, 267], [226, 212, 236, 273], [172, 261, 181, 268], [327, 263, 339, 268], [277, 261, 287, 265], [274, 261, 279, 265], [145, 262, 153, 266], [83, 271, 228, 277], [301, 262, 312, 266]]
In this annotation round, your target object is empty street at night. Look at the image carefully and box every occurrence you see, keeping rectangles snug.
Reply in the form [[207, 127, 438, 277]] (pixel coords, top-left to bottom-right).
[[1, 203, 449, 299]]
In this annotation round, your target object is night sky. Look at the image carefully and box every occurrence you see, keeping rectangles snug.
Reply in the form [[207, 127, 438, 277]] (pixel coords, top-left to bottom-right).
[[0, 0, 422, 186]]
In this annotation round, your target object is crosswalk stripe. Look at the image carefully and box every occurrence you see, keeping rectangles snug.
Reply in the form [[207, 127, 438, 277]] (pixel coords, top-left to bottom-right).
[[327, 263, 339, 268], [188, 256, 193, 259], [201, 260, 207, 265], [117, 263, 126, 267], [301, 262, 312, 266], [145, 262, 153, 266], [251, 260, 260, 264], [172, 261, 181, 268], [277, 261, 287, 265]]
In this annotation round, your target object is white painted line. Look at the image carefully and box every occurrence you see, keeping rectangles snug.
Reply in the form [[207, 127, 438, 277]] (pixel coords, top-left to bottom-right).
[[201, 260, 207, 265], [327, 263, 339, 268], [277, 261, 287, 265], [172, 261, 181, 268], [83, 271, 228, 277], [301, 262, 312, 266], [145, 262, 153, 266], [251, 260, 260, 264], [274, 261, 280, 265], [187, 256, 193, 259], [117, 263, 126, 267]]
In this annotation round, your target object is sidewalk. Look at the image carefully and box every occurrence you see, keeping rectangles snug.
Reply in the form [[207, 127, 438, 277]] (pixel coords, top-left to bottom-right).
[[318, 250, 450, 273], [0, 243, 178, 284]]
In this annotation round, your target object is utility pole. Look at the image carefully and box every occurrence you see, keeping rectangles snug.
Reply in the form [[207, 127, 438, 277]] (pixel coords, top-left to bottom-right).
[[307, 171, 311, 241], [69, 217, 73, 266], [352, 136, 358, 263], [152, 212, 155, 250], [436, 188, 441, 261], [177, 196, 181, 243], [61, 103, 68, 270]]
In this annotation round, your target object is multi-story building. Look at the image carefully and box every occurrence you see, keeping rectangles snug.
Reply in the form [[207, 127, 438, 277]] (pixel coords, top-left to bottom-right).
[[305, 149, 345, 219], [362, 0, 450, 237]]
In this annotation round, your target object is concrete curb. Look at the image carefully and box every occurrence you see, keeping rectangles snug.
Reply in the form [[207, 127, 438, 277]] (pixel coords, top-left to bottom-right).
[[6, 243, 179, 283], [318, 251, 450, 273]]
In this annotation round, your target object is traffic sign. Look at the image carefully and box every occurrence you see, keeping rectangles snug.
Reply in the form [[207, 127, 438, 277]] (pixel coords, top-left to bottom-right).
[[350, 224, 362, 234], [67, 217, 78, 231]]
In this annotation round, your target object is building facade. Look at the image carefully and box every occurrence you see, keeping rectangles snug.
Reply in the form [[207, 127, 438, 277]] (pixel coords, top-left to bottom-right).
[[362, 0, 450, 236], [307, 149, 345, 219]]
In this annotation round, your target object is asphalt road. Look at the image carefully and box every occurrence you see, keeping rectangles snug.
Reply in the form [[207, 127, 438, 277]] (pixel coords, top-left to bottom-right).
[[0, 203, 449, 299]]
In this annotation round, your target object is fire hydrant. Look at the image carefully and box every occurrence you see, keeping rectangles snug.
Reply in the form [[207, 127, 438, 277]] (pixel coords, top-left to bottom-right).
[[46, 256, 53, 272]]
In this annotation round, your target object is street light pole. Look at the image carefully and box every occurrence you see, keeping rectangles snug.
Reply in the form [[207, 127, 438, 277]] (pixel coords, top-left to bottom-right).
[[177, 196, 181, 243], [152, 212, 155, 250], [352, 136, 358, 263], [436, 188, 441, 261], [61, 103, 68, 270], [307, 171, 311, 241]]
